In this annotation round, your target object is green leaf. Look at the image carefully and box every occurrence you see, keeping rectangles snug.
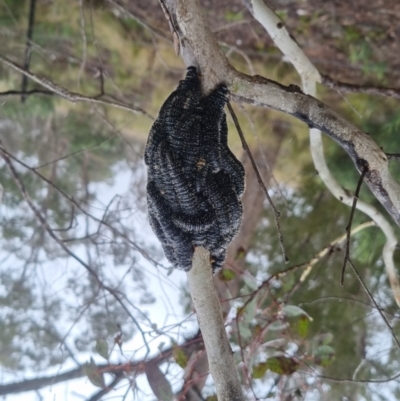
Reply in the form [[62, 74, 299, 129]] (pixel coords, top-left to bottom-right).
[[95, 339, 109, 360], [243, 297, 257, 325], [314, 345, 335, 367], [219, 268, 236, 281], [296, 315, 310, 338], [173, 346, 188, 369], [315, 345, 335, 356], [322, 333, 334, 345], [252, 362, 269, 379], [267, 356, 299, 375], [145, 362, 173, 401], [282, 305, 313, 321], [235, 247, 246, 260], [253, 357, 299, 377], [263, 338, 287, 350], [83, 357, 105, 388], [238, 323, 252, 341], [242, 272, 259, 291], [268, 320, 288, 331]]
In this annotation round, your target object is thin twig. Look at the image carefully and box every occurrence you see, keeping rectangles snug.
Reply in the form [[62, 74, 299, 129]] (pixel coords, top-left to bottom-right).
[[227, 101, 288, 262], [220, 41, 254, 76], [21, 0, 37, 103], [348, 259, 400, 350], [108, 0, 170, 41], [0, 55, 153, 118], [0, 89, 53, 97], [237, 103, 288, 207], [78, 0, 88, 87], [158, 0, 180, 55], [341, 166, 368, 286], [33, 134, 117, 170], [386, 153, 400, 161], [322, 74, 400, 100], [301, 220, 375, 283]]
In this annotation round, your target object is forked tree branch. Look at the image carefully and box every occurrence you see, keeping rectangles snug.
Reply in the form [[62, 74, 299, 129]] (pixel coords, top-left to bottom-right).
[[171, 0, 400, 228]]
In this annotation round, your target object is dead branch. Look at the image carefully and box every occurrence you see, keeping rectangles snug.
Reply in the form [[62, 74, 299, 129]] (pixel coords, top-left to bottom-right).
[[322, 74, 400, 100], [341, 166, 368, 286], [0, 89, 54, 96], [348, 260, 400, 350], [21, 0, 37, 103], [227, 101, 287, 262]]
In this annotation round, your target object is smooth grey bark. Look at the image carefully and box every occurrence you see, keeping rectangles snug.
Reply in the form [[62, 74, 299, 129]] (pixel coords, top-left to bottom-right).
[[187, 248, 245, 401]]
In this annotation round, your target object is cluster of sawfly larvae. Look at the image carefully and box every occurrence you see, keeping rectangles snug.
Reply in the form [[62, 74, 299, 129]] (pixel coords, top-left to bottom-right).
[[145, 67, 245, 272]]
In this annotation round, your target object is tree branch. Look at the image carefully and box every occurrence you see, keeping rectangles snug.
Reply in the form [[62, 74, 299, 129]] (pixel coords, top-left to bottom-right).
[[170, 0, 400, 228], [21, 0, 37, 103], [187, 248, 244, 401], [322, 74, 400, 100], [0, 89, 54, 97], [0, 332, 203, 396]]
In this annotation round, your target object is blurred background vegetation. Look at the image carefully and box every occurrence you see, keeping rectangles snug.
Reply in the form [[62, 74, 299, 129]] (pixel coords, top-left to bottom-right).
[[0, 0, 400, 400]]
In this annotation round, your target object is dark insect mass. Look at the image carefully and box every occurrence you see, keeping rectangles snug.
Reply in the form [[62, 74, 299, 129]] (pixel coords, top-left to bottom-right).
[[145, 67, 245, 272]]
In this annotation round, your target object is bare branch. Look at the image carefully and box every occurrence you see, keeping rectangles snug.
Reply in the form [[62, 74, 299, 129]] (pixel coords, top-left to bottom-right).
[[187, 248, 245, 401], [322, 74, 400, 100], [239, 221, 376, 310], [0, 89, 54, 97], [341, 166, 368, 286], [107, 0, 170, 41], [78, 0, 87, 87], [21, 0, 37, 103], [0, 55, 153, 118], [386, 153, 400, 161], [227, 101, 288, 262], [348, 259, 400, 350], [299, 221, 375, 283]]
